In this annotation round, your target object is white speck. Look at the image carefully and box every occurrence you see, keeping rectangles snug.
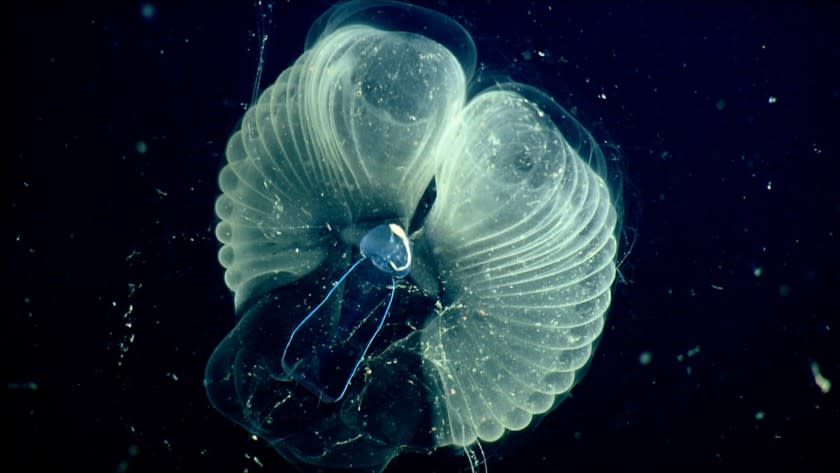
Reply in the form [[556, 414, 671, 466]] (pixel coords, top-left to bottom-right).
[[766, 180, 772, 190], [768, 96, 777, 104]]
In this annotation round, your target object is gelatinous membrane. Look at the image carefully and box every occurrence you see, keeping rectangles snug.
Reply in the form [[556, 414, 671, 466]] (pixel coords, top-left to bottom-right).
[[205, 1, 620, 471]]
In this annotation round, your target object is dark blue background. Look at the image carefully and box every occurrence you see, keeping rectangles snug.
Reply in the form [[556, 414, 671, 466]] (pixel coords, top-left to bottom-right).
[[5, 1, 838, 471]]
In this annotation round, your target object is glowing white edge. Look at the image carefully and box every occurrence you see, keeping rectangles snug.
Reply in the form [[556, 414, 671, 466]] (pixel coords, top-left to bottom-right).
[[387, 223, 412, 273]]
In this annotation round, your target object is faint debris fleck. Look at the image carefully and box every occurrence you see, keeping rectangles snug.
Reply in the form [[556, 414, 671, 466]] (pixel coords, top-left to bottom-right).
[[115, 283, 139, 367], [115, 444, 139, 473], [755, 410, 766, 421], [244, 453, 264, 468], [7, 381, 39, 390], [140, 4, 156, 20], [810, 361, 832, 394], [676, 345, 701, 363]]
